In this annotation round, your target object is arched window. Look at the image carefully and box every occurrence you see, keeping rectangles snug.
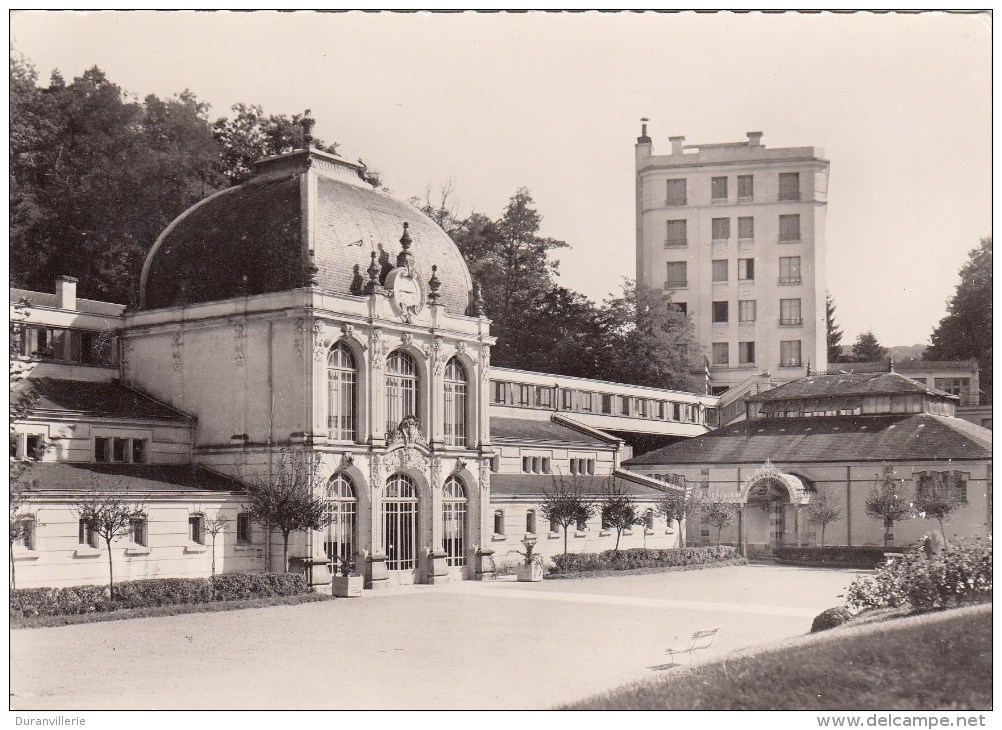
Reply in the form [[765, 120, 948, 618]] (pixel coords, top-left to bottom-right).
[[443, 358, 468, 447], [325, 473, 357, 567], [386, 350, 418, 436], [383, 473, 418, 571], [442, 476, 467, 567], [327, 343, 357, 441]]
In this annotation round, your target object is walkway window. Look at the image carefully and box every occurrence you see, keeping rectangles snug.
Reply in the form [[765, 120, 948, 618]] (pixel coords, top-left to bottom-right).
[[443, 477, 467, 567], [526, 509, 537, 535], [494, 510, 505, 536], [443, 358, 468, 447], [383, 473, 418, 571], [130, 514, 148, 547], [327, 343, 357, 441], [13, 517, 36, 550], [189, 514, 205, 545], [236, 512, 253, 544], [78, 519, 98, 548], [386, 350, 419, 436], [325, 473, 357, 566]]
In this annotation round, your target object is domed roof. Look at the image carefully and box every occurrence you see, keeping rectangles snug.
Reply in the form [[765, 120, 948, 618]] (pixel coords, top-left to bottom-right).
[[139, 148, 473, 314]]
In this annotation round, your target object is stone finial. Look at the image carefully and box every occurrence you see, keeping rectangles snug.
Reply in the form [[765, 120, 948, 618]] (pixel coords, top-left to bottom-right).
[[472, 281, 486, 317], [396, 222, 415, 270], [427, 265, 441, 304], [364, 251, 383, 294]]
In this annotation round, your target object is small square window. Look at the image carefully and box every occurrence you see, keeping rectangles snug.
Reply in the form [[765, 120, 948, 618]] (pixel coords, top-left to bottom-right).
[[780, 298, 802, 326], [666, 179, 687, 206], [712, 259, 728, 283], [781, 340, 802, 367], [738, 216, 754, 239], [666, 220, 687, 247], [737, 175, 753, 199], [666, 262, 688, 288], [779, 214, 801, 242], [779, 172, 800, 201], [739, 341, 756, 365], [711, 218, 730, 241], [738, 258, 755, 281], [711, 176, 728, 201], [739, 300, 756, 323], [779, 256, 801, 284]]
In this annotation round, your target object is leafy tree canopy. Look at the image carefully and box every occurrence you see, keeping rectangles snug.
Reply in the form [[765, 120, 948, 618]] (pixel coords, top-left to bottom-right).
[[925, 237, 992, 400], [850, 331, 888, 363]]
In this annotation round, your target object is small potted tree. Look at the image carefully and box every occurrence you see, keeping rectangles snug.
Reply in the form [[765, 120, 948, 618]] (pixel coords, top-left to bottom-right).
[[509, 538, 544, 582], [330, 555, 363, 597]]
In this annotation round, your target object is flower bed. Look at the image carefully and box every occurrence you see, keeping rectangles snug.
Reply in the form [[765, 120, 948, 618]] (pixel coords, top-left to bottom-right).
[[549, 546, 738, 575], [773, 546, 916, 569], [845, 539, 992, 612], [10, 572, 308, 619]]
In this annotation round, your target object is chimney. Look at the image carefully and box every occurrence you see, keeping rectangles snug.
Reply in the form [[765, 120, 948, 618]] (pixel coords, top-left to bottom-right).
[[669, 135, 685, 155], [55, 275, 78, 310], [747, 131, 763, 147]]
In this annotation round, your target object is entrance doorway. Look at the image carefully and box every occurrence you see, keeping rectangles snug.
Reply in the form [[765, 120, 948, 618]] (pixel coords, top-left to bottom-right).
[[383, 473, 418, 585]]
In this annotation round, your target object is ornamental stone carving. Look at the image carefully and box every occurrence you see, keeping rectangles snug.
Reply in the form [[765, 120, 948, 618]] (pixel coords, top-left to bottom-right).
[[232, 320, 247, 368], [371, 328, 386, 371], [479, 460, 491, 492], [382, 446, 429, 473], [370, 454, 383, 490], [171, 331, 184, 373], [479, 345, 491, 383], [294, 318, 306, 359]]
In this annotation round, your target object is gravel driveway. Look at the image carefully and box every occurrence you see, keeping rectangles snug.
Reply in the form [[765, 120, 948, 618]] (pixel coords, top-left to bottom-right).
[[10, 564, 864, 710]]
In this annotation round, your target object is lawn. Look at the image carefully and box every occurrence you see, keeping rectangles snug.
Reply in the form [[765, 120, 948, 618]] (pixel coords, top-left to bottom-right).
[[562, 604, 992, 710]]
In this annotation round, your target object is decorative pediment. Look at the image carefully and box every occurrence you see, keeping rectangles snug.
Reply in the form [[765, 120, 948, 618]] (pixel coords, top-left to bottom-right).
[[741, 460, 811, 505], [386, 416, 428, 450]]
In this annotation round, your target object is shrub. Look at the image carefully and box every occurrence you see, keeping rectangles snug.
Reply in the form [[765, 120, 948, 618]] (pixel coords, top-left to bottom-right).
[[10, 572, 310, 618], [774, 546, 914, 569], [810, 606, 853, 633], [846, 539, 992, 612], [549, 546, 738, 574]]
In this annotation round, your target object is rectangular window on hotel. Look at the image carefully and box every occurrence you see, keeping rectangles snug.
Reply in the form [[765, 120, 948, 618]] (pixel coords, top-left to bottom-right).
[[780, 340, 802, 367], [778, 172, 801, 200], [738, 216, 754, 239], [711, 217, 730, 241], [779, 256, 801, 284], [737, 175, 753, 200], [666, 179, 687, 206], [779, 214, 801, 242], [780, 298, 802, 326], [666, 220, 687, 247], [738, 299, 756, 323], [712, 301, 729, 323], [738, 258, 754, 281], [666, 261, 687, 288], [712, 343, 729, 366], [601, 394, 613, 414], [712, 259, 728, 282], [739, 341, 756, 365], [711, 176, 728, 201]]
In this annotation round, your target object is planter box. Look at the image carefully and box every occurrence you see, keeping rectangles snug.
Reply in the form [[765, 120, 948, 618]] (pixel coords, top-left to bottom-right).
[[515, 563, 544, 582], [331, 575, 364, 597]]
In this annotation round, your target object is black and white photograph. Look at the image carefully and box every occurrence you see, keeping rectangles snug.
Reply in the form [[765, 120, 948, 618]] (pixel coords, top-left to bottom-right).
[[8, 9, 992, 719]]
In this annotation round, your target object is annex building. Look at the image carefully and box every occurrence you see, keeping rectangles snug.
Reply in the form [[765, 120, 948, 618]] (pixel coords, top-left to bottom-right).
[[10, 146, 717, 589]]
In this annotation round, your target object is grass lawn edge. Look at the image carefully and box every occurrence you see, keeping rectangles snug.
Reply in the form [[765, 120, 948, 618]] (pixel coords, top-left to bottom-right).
[[11, 592, 336, 629]]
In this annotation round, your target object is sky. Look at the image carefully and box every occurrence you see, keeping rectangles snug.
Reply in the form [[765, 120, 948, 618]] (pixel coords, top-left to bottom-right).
[[9, 10, 992, 347]]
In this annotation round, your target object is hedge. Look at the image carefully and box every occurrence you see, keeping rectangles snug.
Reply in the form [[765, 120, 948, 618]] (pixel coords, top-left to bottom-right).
[[845, 539, 992, 612], [10, 572, 308, 619], [549, 546, 738, 575], [810, 606, 853, 633], [773, 546, 918, 569]]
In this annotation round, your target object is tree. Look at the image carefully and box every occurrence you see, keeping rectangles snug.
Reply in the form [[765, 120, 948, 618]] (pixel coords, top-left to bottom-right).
[[926, 237, 993, 402], [246, 450, 331, 573], [203, 514, 229, 579], [72, 489, 146, 594], [599, 480, 639, 553], [826, 294, 844, 366], [599, 280, 698, 391], [805, 492, 844, 546], [913, 476, 964, 547], [539, 474, 595, 557], [654, 483, 706, 548], [864, 473, 911, 547], [701, 500, 737, 549], [851, 331, 888, 363]]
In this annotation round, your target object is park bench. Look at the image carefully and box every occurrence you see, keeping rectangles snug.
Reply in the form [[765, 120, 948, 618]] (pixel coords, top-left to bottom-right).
[[665, 627, 721, 665]]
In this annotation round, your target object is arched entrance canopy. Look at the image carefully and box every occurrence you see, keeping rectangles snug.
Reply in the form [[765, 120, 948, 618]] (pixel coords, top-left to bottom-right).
[[740, 460, 812, 506]]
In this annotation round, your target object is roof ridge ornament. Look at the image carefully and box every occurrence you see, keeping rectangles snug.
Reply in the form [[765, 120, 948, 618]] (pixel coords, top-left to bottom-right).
[[364, 251, 383, 294], [427, 265, 441, 304], [396, 222, 413, 269], [472, 281, 486, 317]]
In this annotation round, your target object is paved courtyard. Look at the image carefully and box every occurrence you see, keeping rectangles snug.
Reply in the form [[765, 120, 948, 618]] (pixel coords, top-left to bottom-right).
[[10, 564, 864, 710]]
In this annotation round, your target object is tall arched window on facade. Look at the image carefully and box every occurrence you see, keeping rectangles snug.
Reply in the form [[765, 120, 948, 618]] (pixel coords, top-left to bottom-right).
[[443, 358, 468, 447], [327, 343, 357, 441], [383, 473, 418, 571], [442, 476, 468, 567], [386, 350, 418, 435], [324, 473, 357, 568]]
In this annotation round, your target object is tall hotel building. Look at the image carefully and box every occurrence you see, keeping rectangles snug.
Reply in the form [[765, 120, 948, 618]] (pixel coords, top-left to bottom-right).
[[635, 125, 830, 393]]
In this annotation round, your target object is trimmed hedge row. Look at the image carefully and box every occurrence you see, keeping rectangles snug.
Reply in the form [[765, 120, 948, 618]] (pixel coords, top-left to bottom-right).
[[10, 572, 308, 619], [549, 546, 739, 574], [773, 546, 917, 569]]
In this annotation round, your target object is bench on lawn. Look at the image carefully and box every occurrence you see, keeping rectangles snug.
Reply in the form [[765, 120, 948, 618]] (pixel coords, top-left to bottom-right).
[[665, 627, 721, 665]]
